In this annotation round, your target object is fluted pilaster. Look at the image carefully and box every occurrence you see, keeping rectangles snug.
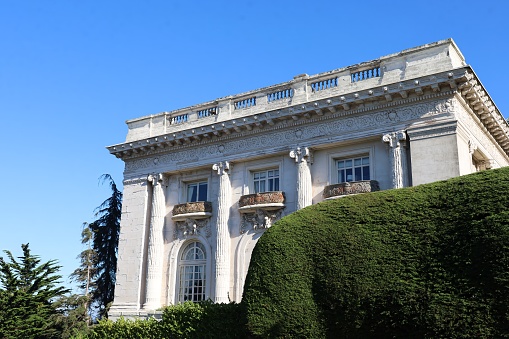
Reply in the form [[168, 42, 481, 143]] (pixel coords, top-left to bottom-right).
[[382, 131, 408, 189], [212, 161, 231, 303], [143, 173, 167, 310], [289, 147, 313, 209]]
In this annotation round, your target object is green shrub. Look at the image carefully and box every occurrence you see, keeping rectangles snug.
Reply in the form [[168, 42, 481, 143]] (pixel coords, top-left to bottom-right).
[[87, 301, 247, 338], [243, 168, 509, 338]]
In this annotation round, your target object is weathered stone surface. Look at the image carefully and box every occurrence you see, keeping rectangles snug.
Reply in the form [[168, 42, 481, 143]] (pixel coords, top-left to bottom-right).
[[323, 181, 380, 199], [172, 201, 212, 216], [238, 191, 285, 208]]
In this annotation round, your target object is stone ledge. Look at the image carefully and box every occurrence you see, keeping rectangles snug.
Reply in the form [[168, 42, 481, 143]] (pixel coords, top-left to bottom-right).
[[323, 180, 380, 199], [238, 191, 286, 213], [238, 191, 285, 208], [172, 201, 212, 220]]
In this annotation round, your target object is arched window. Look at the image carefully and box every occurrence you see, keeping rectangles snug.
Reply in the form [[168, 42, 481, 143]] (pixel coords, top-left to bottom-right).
[[178, 241, 207, 302]]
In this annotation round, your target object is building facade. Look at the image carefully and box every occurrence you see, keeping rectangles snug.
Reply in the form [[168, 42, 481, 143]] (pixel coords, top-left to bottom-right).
[[107, 39, 509, 319]]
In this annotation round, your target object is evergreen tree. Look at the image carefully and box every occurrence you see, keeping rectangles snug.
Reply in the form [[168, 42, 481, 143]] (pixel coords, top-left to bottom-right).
[[85, 174, 122, 319], [0, 243, 70, 339], [70, 222, 97, 322]]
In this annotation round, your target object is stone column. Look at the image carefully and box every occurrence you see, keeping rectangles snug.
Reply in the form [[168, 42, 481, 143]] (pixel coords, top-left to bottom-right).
[[143, 173, 167, 310], [212, 161, 231, 303], [382, 131, 408, 189], [289, 147, 313, 210]]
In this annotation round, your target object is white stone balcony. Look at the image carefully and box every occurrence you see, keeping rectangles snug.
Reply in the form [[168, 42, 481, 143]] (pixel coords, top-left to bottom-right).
[[171, 201, 212, 221], [238, 191, 285, 213]]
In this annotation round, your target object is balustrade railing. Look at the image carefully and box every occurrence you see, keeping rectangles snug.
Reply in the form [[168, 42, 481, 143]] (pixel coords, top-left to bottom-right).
[[170, 113, 189, 125], [350, 67, 381, 83], [197, 107, 217, 118], [267, 88, 293, 102], [311, 77, 338, 92], [234, 96, 256, 109]]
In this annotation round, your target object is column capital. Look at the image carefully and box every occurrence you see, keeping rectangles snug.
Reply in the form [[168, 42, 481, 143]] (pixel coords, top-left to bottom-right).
[[289, 147, 313, 164], [212, 161, 231, 176], [382, 130, 407, 148], [147, 173, 168, 186]]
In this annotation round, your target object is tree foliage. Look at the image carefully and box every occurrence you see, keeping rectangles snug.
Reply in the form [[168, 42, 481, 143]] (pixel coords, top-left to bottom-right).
[[72, 174, 122, 319], [243, 167, 509, 338], [0, 243, 70, 338]]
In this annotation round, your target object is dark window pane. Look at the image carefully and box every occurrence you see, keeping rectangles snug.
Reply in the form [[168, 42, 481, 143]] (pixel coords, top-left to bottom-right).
[[198, 183, 207, 201], [355, 167, 362, 181], [363, 166, 370, 180]]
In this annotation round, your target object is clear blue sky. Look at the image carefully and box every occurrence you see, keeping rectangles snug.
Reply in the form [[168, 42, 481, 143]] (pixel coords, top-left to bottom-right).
[[1, 0, 508, 290]]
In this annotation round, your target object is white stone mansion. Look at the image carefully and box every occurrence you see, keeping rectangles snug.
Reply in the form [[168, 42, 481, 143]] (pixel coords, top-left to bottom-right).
[[107, 39, 509, 319]]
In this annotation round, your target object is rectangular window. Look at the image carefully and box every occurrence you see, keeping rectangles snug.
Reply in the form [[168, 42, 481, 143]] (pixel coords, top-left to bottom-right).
[[187, 181, 208, 202], [337, 156, 370, 183], [253, 169, 280, 193]]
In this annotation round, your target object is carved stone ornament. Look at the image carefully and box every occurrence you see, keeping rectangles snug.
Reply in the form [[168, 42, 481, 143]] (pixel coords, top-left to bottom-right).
[[238, 191, 285, 208], [174, 218, 211, 239], [212, 161, 230, 175], [289, 146, 313, 164], [240, 209, 283, 234], [172, 201, 212, 216], [323, 180, 380, 199], [125, 98, 457, 173]]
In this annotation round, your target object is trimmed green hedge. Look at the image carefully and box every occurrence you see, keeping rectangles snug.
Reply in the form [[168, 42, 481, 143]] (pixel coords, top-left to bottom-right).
[[243, 168, 509, 338], [85, 301, 247, 339]]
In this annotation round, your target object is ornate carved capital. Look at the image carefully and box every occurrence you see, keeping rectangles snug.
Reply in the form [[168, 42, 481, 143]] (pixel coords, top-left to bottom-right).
[[240, 209, 282, 234], [289, 147, 313, 164], [212, 161, 231, 176], [147, 173, 168, 186], [382, 131, 407, 148]]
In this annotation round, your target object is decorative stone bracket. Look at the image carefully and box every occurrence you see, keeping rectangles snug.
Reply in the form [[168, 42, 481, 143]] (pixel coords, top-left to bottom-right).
[[240, 209, 283, 234], [238, 191, 285, 233], [323, 180, 380, 199], [172, 201, 212, 239], [174, 218, 211, 239]]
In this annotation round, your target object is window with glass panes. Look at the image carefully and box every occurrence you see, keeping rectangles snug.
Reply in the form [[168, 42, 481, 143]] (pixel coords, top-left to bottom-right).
[[178, 242, 206, 302], [253, 169, 279, 193], [187, 181, 207, 202], [337, 156, 370, 182]]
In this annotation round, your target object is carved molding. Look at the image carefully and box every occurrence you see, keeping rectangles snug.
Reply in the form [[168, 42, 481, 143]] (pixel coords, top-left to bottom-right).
[[124, 98, 457, 173], [240, 209, 283, 234], [123, 176, 148, 186]]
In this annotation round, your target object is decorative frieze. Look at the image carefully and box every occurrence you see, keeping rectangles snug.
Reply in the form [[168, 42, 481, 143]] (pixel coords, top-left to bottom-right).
[[124, 98, 457, 174], [323, 180, 380, 199]]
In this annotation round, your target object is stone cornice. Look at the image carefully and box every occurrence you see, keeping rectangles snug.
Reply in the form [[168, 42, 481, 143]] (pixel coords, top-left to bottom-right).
[[107, 67, 509, 159]]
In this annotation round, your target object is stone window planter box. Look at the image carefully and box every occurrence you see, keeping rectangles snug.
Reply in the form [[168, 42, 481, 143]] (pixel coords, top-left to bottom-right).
[[323, 180, 380, 199], [238, 191, 285, 213], [172, 201, 212, 221]]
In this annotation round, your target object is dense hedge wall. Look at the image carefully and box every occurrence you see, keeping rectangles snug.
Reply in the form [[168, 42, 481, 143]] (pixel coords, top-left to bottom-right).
[[85, 301, 247, 339], [243, 167, 509, 338]]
